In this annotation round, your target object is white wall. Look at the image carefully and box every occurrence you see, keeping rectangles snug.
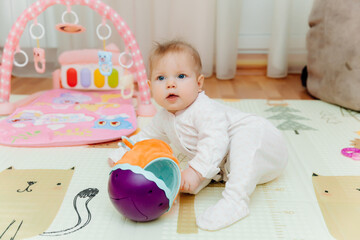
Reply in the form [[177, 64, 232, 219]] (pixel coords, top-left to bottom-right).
[[237, 0, 314, 54]]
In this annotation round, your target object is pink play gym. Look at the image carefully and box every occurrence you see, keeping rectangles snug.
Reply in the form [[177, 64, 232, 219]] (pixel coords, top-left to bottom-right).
[[0, 0, 156, 147]]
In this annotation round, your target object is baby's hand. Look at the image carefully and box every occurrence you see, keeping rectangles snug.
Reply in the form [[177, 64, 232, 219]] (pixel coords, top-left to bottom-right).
[[180, 167, 204, 194]]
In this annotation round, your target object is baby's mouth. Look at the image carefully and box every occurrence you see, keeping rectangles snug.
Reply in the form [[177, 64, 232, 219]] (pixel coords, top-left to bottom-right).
[[166, 93, 179, 100]]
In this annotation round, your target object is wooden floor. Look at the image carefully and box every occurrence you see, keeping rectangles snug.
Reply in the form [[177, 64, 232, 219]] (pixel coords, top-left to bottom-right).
[[10, 52, 313, 100], [202, 72, 312, 100], [10, 71, 313, 100]]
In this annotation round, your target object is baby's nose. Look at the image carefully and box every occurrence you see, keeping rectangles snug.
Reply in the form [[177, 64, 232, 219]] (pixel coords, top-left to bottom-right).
[[166, 79, 176, 88]]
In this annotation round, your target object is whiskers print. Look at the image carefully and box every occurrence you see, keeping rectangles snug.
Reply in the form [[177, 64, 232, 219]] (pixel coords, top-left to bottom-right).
[[41, 188, 99, 236]]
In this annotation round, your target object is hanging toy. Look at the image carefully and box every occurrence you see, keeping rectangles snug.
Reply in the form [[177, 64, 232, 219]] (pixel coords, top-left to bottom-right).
[[118, 51, 134, 69], [56, 4, 85, 34], [33, 48, 45, 73], [98, 50, 112, 76], [118, 50, 134, 99], [13, 46, 29, 68], [97, 18, 113, 76], [30, 19, 46, 74]]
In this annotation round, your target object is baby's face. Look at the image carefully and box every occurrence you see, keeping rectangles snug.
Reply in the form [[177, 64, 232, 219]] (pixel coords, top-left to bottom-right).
[[150, 52, 203, 114]]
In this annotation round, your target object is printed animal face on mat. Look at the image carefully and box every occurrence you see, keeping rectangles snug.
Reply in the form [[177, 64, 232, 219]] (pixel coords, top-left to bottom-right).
[[53, 93, 92, 104], [7, 110, 94, 128], [7, 110, 41, 123], [312, 174, 360, 240], [93, 114, 133, 130], [0, 167, 74, 239]]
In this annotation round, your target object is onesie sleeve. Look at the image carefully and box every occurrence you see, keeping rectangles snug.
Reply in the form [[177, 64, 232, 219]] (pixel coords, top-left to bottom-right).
[[188, 108, 229, 179], [130, 110, 170, 144]]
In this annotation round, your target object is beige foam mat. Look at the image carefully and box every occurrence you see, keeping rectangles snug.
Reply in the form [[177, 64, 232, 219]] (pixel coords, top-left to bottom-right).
[[0, 96, 359, 239], [177, 193, 198, 234]]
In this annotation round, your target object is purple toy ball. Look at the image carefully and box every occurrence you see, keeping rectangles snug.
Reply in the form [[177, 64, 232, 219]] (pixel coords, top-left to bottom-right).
[[108, 168, 170, 222]]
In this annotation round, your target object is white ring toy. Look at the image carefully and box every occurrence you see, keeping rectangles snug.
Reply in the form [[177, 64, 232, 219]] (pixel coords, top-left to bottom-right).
[[61, 10, 79, 24], [13, 50, 29, 67], [118, 52, 134, 69], [30, 23, 45, 40], [96, 23, 111, 40]]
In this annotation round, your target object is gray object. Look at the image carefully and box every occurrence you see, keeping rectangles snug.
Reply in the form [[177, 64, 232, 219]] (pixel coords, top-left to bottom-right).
[[306, 0, 360, 111]]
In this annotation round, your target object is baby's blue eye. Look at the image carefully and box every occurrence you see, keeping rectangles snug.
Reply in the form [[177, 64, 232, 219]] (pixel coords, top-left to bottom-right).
[[178, 74, 186, 79], [157, 76, 165, 81]]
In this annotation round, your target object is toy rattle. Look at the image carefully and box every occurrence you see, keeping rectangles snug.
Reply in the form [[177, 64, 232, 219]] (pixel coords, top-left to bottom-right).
[[98, 50, 112, 76], [97, 17, 113, 76], [108, 137, 181, 222], [30, 18, 46, 74], [341, 147, 360, 161], [56, 4, 85, 34]]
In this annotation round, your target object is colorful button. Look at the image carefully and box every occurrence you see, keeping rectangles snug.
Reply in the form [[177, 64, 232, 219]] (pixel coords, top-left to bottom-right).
[[94, 68, 105, 88], [108, 69, 119, 88], [66, 68, 77, 87], [80, 68, 91, 88]]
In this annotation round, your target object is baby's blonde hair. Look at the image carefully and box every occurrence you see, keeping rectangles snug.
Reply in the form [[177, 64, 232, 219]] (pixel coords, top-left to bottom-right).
[[149, 40, 202, 78]]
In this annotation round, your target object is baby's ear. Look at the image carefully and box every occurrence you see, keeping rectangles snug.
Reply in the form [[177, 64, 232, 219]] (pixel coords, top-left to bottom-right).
[[197, 75, 204, 90], [147, 79, 151, 88]]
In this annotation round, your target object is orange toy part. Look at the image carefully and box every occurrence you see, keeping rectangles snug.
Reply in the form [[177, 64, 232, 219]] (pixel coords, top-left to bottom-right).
[[114, 139, 179, 168]]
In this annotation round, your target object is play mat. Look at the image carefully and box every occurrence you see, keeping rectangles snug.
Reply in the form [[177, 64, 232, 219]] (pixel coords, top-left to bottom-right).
[[1, 95, 359, 240], [0, 89, 137, 147]]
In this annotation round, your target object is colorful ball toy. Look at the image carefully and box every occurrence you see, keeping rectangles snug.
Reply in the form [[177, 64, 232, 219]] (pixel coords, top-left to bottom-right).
[[108, 137, 181, 222]]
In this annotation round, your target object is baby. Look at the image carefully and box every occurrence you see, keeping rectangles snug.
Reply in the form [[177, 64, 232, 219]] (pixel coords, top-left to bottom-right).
[[109, 40, 288, 230]]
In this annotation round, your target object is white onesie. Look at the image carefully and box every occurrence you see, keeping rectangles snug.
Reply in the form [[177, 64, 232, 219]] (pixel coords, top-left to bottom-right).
[[110, 92, 288, 230]]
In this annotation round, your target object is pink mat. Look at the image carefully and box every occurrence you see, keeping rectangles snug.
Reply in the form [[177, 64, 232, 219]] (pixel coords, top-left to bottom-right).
[[0, 89, 137, 147]]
